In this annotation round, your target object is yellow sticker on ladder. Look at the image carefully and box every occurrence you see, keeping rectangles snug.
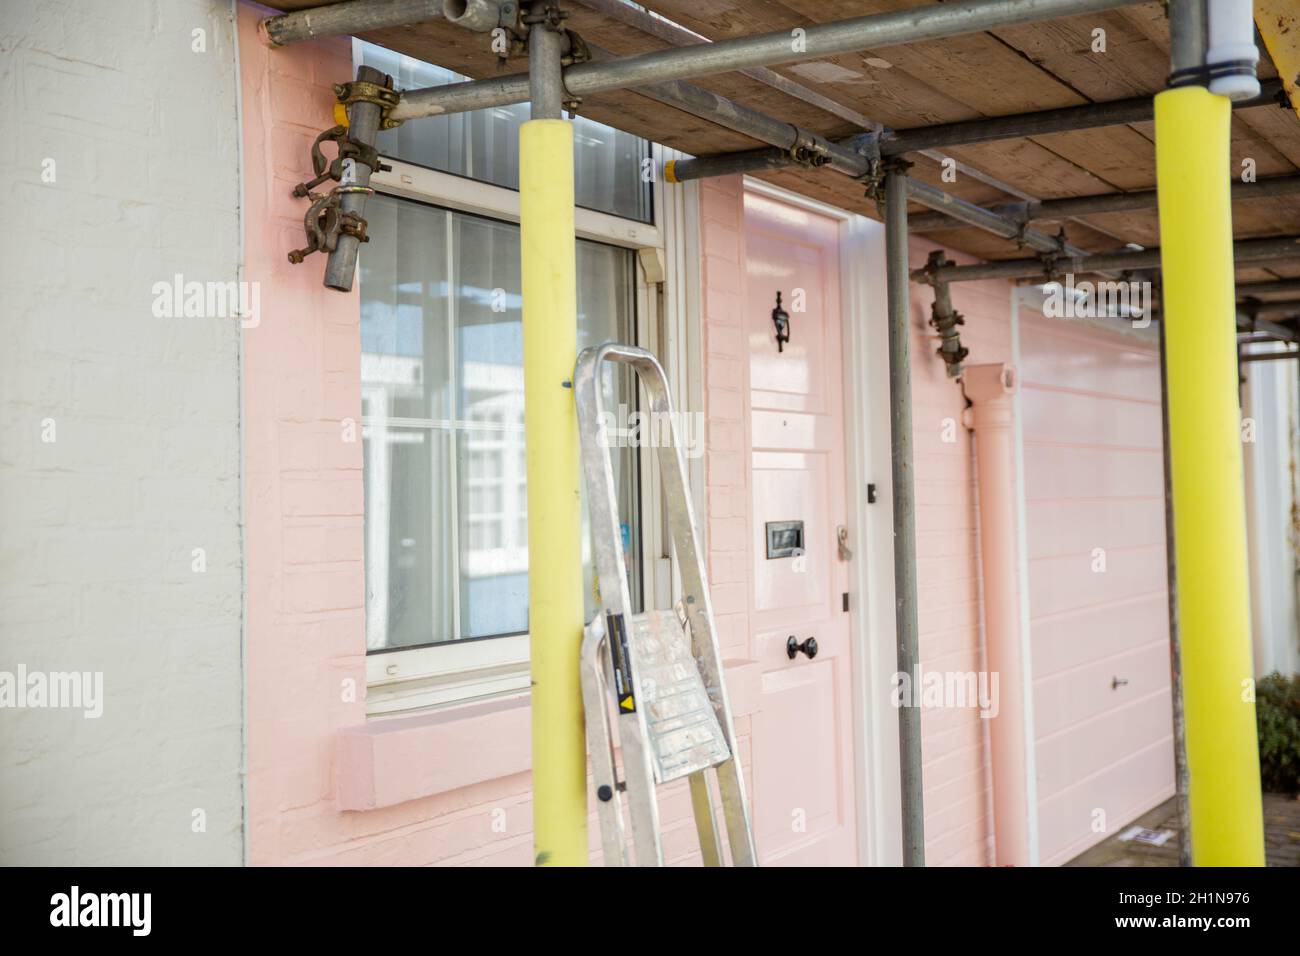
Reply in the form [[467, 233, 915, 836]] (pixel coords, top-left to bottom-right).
[[606, 612, 637, 714]]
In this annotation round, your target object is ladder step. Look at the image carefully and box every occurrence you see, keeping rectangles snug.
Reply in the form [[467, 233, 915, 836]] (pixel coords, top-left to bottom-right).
[[576, 342, 757, 865], [630, 611, 732, 784]]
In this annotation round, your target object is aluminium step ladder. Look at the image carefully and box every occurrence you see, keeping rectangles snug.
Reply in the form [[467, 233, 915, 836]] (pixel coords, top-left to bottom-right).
[[573, 342, 757, 867]]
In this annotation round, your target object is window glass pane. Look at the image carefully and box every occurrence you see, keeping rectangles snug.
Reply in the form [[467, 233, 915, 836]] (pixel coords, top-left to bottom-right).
[[357, 41, 653, 223], [361, 193, 640, 652]]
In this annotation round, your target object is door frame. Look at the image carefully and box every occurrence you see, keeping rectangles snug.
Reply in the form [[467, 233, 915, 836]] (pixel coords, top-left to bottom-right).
[[743, 177, 903, 867]]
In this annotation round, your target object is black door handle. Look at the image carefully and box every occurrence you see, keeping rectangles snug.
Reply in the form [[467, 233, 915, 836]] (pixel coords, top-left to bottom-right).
[[787, 636, 818, 660]]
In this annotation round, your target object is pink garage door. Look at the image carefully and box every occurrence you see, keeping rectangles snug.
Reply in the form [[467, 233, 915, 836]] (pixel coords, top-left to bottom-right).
[[1018, 307, 1175, 866]]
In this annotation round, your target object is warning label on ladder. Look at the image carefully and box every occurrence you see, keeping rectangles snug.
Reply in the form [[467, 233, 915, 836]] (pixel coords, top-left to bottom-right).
[[605, 612, 637, 713]]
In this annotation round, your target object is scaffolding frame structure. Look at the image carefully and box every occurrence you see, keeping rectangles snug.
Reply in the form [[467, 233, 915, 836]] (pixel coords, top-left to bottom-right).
[[270, 0, 1296, 867]]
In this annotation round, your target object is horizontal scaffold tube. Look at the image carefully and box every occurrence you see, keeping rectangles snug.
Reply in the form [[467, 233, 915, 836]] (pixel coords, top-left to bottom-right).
[[390, 0, 1145, 121], [915, 235, 1300, 283], [909, 173, 1300, 232], [585, 49, 1087, 261], [261, 0, 500, 46], [1238, 278, 1300, 299], [881, 78, 1282, 155], [1246, 298, 1300, 316], [662, 78, 1284, 188], [906, 179, 1090, 258], [1241, 349, 1300, 363]]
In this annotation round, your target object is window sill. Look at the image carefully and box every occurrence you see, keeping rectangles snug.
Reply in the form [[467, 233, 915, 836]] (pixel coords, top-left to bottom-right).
[[336, 658, 762, 811]]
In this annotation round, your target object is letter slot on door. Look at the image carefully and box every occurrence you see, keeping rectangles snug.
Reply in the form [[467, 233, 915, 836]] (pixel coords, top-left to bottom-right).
[[765, 520, 804, 559]]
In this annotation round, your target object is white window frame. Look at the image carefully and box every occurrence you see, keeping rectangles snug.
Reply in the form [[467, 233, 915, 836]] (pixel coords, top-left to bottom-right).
[[363, 143, 697, 717]]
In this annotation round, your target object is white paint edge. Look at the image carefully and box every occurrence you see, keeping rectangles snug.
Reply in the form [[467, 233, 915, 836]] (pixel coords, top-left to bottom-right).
[[1011, 287, 1042, 866]]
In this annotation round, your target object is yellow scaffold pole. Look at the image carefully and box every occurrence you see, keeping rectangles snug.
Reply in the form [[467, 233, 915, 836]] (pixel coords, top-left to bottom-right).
[[521, 5, 587, 867], [1155, 80, 1265, 865]]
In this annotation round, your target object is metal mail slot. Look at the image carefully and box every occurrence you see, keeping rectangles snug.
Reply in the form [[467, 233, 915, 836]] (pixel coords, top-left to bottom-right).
[[765, 520, 804, 559]]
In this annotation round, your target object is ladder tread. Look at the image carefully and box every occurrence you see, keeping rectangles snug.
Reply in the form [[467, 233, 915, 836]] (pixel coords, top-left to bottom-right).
[[630, 610, 732, 783]]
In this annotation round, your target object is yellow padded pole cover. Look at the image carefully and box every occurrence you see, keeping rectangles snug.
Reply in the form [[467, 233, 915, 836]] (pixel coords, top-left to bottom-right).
[[520, 118, 587, 866], [1155, 86, 1265, 866]]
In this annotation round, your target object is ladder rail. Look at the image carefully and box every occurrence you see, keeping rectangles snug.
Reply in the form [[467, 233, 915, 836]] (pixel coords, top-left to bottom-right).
[[574, 342, 758, 867], [573, 344, 664, 866], [580, 617, 630, 866]]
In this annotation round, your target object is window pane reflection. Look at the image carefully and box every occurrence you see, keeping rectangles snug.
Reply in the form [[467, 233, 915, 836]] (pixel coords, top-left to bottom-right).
[[361, 193, 641, 652]]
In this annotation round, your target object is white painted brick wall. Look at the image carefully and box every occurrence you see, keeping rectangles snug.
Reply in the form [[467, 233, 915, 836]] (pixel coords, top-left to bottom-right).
[[0, 0, 244, 864]]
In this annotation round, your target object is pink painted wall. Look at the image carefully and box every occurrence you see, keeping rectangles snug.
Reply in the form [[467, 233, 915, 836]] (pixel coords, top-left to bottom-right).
[[697, 177, 752, 664], [238, 2, 743, 866], [239, 0, 1168, 866], [1018, 311, 1173, 866], [904, 240, 1014, 867], [240, 3, 536, 866]]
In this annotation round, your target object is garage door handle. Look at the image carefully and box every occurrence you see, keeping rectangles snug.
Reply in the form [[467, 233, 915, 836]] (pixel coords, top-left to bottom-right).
[[787, 636, 819, 660]]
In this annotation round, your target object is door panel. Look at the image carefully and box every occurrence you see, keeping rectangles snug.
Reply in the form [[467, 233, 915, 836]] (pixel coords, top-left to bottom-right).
[[742, 189, 856, 866], [752, 453, 828, 614], [753, 662, 845, 862]]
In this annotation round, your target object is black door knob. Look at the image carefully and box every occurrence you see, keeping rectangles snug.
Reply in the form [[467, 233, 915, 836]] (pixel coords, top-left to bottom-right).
[[787, 636, 818, 660]]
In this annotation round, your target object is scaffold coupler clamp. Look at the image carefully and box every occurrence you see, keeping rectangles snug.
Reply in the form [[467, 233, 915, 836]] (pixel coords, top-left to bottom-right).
[[865, 156, 911, 212], [492, 1, 531, 61], [519, 1, 586, 113], [560, 29, 591, 114], [334, 75, 402, 130], [788, 128, 831, 169], [288, 78, 397, 265], [288, 185, 373, 264], [925, 252, 969, 378]]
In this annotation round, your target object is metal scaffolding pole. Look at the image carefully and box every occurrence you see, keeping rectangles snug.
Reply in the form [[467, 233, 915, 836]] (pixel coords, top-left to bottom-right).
[[616, 71, 853, 174], [1246, 297, 1300, 315], [261, 0, 500, 46], [909, 174, 1300, 233], [1240, 348, 1300, 363], [1156, 0, 1265, 865], [1236, 314, 1300, 344], [529, 41, 1091, 267], [1154, 276, 1192, 868], [1163, 0, 1201, 866], [906, 179, 1089, 258], [916, 235, 1300, 283], [572, 0, 880, 130], [664, 78, 1284, 186], [390, 0, 1145, 121], [880, 77, 1281, 155], [572, 0, 1051, 212], [883, 168, 925, 867], [657, 95, 1093, 260], [1239, 278, 1300, 298], [521, 2, 587, 867], [322, 65, 386, 292]]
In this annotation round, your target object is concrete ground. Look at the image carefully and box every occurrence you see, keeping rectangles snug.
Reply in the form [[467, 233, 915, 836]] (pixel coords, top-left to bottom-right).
[[1067, 793, 1300, 866]]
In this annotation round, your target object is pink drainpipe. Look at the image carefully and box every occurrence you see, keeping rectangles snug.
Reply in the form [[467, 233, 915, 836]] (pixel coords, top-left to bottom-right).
[[962, 363, 1031, 866]]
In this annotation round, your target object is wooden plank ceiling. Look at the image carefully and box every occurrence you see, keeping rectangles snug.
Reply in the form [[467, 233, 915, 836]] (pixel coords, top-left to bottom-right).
[[273, 0, 1300, 284]]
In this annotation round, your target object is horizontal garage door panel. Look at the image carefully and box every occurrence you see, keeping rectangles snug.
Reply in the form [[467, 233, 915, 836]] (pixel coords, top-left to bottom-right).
[[1019, 308, 1173, 866]]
